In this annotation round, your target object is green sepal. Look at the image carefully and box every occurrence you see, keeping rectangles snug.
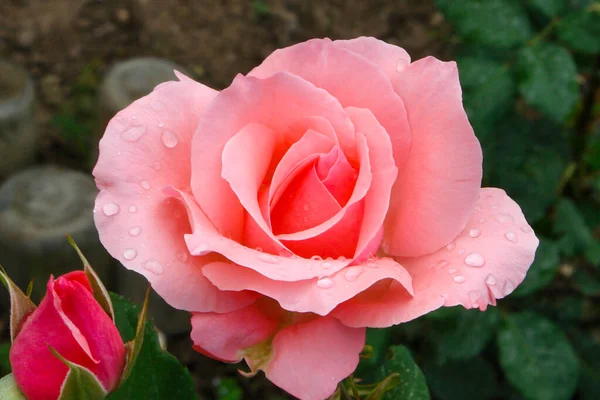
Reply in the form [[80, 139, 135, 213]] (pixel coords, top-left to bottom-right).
[[0, 374, 27, 400], [49, 347, 107, 400], [67, 235, 115, 322], [118, 286, 150, 387], [0, 265, 36, 342], [364, 373, 401, 400]]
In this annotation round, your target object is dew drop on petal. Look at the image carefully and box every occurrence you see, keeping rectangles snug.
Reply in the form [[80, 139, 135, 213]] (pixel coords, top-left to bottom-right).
[[505, 231, 518, 243], [123, 248, 137, 260], [140, 180, 151, 190], [465, 252, 485, 268], [121, 125, 146, 142], [322, 261, 332, 269], [311, 255, 323, 261], [453, 275, 465, 283], [485, 274, 497, 286], [468, 290, 480, 301], [469, 228, 481, 238], [344, 267, 364, 282], [446, 242, 456, 251], [103, 203, 120, 216], [448, 268, 457, 274], [161, 130, 179, 148], [143, 259, 164, 275], [495, 213, 514, 223], [258, 253, 279, 264], [317, 277, 334, 289], [129, 226, 142, 237], [433, 260, 449, 270], [177, 252, 189, 262], [152, 161, 162, 171], [128, 205, 138, 213], [521, 226, 532, 233]]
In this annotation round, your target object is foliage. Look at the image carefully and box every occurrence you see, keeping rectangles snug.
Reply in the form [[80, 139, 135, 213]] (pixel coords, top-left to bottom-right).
[[355, 1, 600, 399]]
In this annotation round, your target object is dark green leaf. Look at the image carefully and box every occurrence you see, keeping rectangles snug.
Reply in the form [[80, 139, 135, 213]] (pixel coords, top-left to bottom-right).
[[436, 0, 533, 48], [516, 43, 579, 121], [498, 312, 579, 400], [424, 357, 498, 400], [429, 307, 501, 361], [377, 345, 430, 400], [558, 9, 600, 54], [584, 129, 600, 170], [526, 0, 565, 17], [458, 56, 516, 138], [514, 239, 560, 296], [554, 198, 596, 257], [0, 342, 10, 375], [572, 268, 600, 295], [107, 293, 197, 400], [356, 328, 391, 377], [216, 377, 243, 400], [568, 330, 600, 400]]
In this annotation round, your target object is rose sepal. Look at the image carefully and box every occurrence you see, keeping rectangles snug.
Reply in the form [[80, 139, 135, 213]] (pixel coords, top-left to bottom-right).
[[0, 374, 27, 400], [0, 265, 36, 342], [49, 346, 107, 400]]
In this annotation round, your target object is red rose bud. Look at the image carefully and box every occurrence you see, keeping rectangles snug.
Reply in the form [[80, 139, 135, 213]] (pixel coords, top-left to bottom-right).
[[9, 271, 126, 400]]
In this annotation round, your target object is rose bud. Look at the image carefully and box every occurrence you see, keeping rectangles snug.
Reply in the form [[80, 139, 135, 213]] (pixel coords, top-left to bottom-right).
[[9, 271, 126, 400]]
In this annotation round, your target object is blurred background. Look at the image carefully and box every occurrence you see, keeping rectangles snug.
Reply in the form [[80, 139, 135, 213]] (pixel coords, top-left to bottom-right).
[[0, 0, 599, 399]]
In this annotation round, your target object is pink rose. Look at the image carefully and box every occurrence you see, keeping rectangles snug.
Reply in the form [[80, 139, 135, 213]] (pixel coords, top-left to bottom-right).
[[9, 271, 126, 400], [94, 37, 538, 399]]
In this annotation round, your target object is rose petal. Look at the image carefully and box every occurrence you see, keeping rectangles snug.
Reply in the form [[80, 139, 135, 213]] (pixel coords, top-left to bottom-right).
[[172, 189, 352, 281], [250, 38, 411, 173], [265, 316, 365, 400], [190, 302, 280, 362], [384, 57, 483, 257], [202, 257, 413, 315], [316, 147, 357, 206], [191, 72, 354, 241], [332, 188, 539, 327], [333, 36, 412, 78]]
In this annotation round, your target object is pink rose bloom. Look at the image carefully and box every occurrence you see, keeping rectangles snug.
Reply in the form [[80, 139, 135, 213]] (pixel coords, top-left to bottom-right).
[[9, 271, 126, 400], [94, 37, 538, 399]]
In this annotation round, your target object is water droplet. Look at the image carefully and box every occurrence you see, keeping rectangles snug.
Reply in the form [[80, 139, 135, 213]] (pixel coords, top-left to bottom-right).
[[140, 180, 151, 190], [448, 268, 458, 274], [317, 277, 334, 289], [128, 205, 138, 213], [503, 280, 515, 296], [433, 260, 449, 270], [478, 218, 486, 223], [131, 115, 137, 120], [495, 213, 513, 223], [469, 228, 481, 238], [505, 231, 518, 243], [446, 242, 456, 251], [396, 59, 404, 72], [485, 274, 497, 286], [453, 275, 465, 283], [302, 204, 311, 211], [258, 253, 279, 264], [103, 203, 120, 216], [121, 125, 146, 141], [367, 261, 377, 268], [158, 121, 165, 128], [465, 252, 485, 268], [128, 226, 142, 237], [143, 259, 164, 275], [152, 161, 161, 171], [177, 252, 189, 262], [161, 130, 179, 148], [322, 261, 332, 269], [344, 267, 364, 282], [123, 248, 137, 260], [194, 243, 210, 254], [458, 249, 465, 256], [468, 290, 480, 301], [521, 226, 532, 233], [311, 255, 323, 261]]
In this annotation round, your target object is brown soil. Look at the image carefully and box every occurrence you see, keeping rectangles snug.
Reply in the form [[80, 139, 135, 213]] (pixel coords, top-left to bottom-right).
[[0, 0, 451, 398]]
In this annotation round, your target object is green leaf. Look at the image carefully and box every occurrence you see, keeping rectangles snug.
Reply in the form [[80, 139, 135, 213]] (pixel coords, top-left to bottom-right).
[[526, 0, 565, 17], [365, 373, 401, 400], [557, 9, 600, 54], [119, 287, 149, 386], [424, 357, 498, 400], [215, 377, 243, 400], [458, 56, 516, 138], [0, 374, 27, 400], [0, 266, 36, 342], [568, 330, 600, 400], [67, 235, 115, 322], [0, 343, 10, 375], [50, 347, 107, 400], [376, 345, 430, 400], [554, 198, 596, 257], [516, 43, 579, 122], [436, 0, 533, 48], [356, 328, 391, 377], [584, 129, 600, 170], [497, 312, 579, 400], [514, 239, 560, 296], [429, 307, 501, 361], [107, 293, 197, 400]]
